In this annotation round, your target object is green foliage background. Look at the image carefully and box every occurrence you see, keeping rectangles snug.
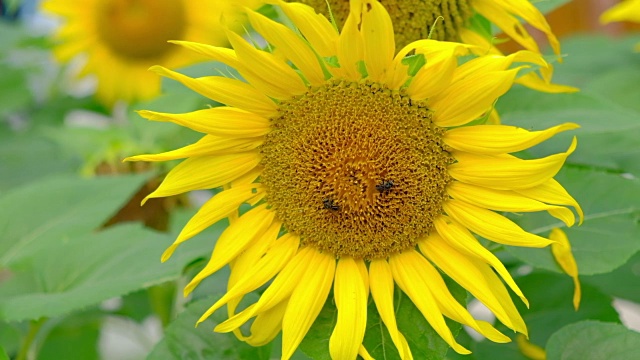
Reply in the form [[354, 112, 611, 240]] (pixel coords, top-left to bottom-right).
[[0, 0, 639, 359]]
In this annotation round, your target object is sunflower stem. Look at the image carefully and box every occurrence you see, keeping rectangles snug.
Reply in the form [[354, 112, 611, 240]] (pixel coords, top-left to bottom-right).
[[16, 317, 47, 360]]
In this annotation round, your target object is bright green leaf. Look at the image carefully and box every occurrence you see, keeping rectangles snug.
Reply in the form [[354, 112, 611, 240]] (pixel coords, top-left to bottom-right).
[[0, 345, 7, 360], [148, 296, 271, 360], [0, 174, 149, 267], [546, 320, 640, 360], [507, 167, 640, 275]]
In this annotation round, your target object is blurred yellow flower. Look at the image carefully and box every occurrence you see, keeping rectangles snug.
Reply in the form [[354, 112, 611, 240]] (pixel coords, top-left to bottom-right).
[[42, 0, 260, 106], [129, 0, 582, 357], [601, 0, 640, 51]]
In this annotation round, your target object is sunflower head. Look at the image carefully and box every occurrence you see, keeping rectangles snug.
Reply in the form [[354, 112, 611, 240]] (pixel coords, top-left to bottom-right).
[[42, 0, 261, 106], [129, 0, 581, 358]]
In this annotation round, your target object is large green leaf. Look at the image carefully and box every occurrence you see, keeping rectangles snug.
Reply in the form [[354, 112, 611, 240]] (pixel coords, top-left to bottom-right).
[[38, 310, 102, 360], [148, 296, 271, 360], [0, 133, 80, 191], [0, 223, 181, 321], [0, 174, 149, 267], [507, 167, 640, 275], [498, 89, 640, 175], [584, 252, 640, 303], [546, 320, 640, 360], [300, 279, 465, 359]]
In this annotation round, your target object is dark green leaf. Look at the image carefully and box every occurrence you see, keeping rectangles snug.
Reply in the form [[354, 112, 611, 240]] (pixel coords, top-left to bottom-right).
[[507, 167, 640, 275], [546, 320, 640, 360], [148, 296, 271, 360], [0, 174, 149, 267]]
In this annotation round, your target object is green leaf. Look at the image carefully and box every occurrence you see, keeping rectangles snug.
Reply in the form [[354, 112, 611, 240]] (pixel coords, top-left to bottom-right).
[[0, 133, 80, 191], [148, 296, 272, 360], [300, 279, 465, 359], [507, 167, 640, 275], [498, 89, 640, 176], [0, 345, 7, 360], [0, 174, 149, 266], [546, 320, 640, 360], [584, 251, 640, 303], [401, 54, 426, 76], [38, 311, 102, 360], [0, 321, 20, 357], [0, 223, 183, 321], [0, 62, 31, 115]]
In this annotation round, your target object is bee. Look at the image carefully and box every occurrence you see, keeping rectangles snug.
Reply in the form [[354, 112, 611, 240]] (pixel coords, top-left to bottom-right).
[[323, 198, 340, 211], [375, 180, 394, 193]]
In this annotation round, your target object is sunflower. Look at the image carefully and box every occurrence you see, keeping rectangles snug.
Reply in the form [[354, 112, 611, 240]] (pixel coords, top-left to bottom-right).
[[42, 0, 261, 106], [290, 0, 577, 95], [128, 0, 582, 357], [601, 0, 640, 51]]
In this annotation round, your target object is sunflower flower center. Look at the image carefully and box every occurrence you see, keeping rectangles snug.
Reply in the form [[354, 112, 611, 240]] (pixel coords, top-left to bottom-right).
[[260, 80, 453, 260], [96, 0, 186, 60], [293, 0, 472, 48]]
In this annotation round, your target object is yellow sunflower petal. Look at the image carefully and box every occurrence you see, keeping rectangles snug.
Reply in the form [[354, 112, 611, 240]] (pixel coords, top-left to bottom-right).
[[161, 184, 264, 261], [149, 66, 277, 117], [213, 247, 317, 330], [246, 9, 325, 86], [185, 204, 276, 295], [125, 135, 262, 162], [550, 228, 581, 310], [358, 345, 375, 360], [448, 137, 577, 190], [515, 178, 584, 224], [516, 71, 580, 94], [433, 216, 529, 306], [329, 257, 368, 360], [443, 200, 553, 248], [337, 0, 364, 81], [414, 240, 510, 343], [197, 233, 299, 322], [601, 0, 640, 23], [390, 251, 471, 355], [136, 107, 270, 137], [142, 152, 261, 204], [429, 68, 520, 127], [226, 30, 307, 99], [272, 0, 339, 58], [282, 250, 335, 360], [406, 42, 472, 100], [168, 40, 240, 67], [497, 0, 561, 55], [516, 334, 546, 360], [444, 123, 579, 154], [419, 235, 527, 334], [446, 182, 575, 227], [244, 299, 289, 346], [359, 0, 395, 82], [369, 259, 412, 360]]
